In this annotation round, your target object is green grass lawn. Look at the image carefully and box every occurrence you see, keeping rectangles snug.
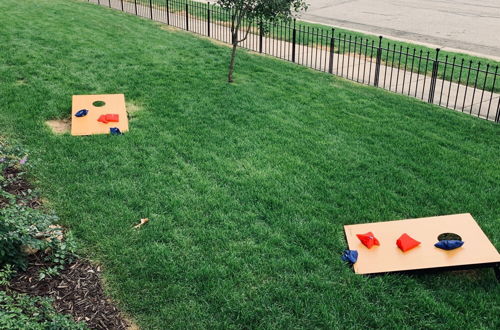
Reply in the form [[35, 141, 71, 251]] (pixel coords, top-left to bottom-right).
[[1, 0, 499, 328]]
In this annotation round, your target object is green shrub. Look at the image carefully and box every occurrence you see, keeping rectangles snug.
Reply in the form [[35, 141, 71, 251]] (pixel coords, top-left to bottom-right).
[[1, 139, 77, 273], [0, 139, 32, 194], [0, 291, 87, 330]]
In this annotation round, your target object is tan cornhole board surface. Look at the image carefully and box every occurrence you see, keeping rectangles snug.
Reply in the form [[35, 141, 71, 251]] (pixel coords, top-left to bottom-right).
[[344, 213, 500, 275], [71, 94, 128, 136]]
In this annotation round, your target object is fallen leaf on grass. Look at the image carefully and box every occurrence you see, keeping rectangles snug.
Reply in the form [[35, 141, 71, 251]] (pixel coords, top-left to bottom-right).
[[133, 218, 149, 229]]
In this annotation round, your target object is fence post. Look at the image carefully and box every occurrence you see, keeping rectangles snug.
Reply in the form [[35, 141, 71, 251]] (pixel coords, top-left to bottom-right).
[[108, 0, 111, 8], [134, 0, 137, 15], [207, 2, 211, 37], [428, 48, 441, 104], [185, 3, 189, 31], [328, 28, 335, 74], [166, 0, 170, 25], [149, 0, 153, 19], [120, 0, 124, 11], [373, 36, 383, 87], [98, 0, 100, 5], [292, 19, 297, 63], [259, 20, 263, 53], [495, 98, 500, 123]]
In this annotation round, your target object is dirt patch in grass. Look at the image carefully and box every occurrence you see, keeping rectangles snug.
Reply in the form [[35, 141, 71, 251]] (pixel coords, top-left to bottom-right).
[[9, 257, 130, 330], [15, 78, 28, 85], [46, 118, 71, 134], [126, 101, 143, 116], [206, 37, 231, 48], [160, 25, 181, 33]]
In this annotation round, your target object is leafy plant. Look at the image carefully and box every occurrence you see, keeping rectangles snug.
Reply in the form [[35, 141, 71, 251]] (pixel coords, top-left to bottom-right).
[[1, 139, 77, 275], [0, 291, 87, 329], [0, 205, 58, 268], [0, 264, 15, 286], [0, 139, 32, 188], [40, 231, 78, 280]]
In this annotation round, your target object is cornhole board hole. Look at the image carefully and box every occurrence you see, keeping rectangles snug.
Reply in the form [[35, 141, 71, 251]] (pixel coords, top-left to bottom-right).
[[71, 94, 128, 136], [344, 213, 500, 275]]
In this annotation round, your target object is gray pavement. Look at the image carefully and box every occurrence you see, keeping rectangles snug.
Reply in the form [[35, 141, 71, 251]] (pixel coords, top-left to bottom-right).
[[301, 0, 500, 60]]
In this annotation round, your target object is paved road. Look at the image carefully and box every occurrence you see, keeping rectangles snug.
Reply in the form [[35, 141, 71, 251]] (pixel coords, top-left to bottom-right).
[[301, 0, 500, 60]]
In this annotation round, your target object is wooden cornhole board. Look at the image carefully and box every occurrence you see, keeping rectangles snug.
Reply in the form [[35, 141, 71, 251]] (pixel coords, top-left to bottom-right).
[[344, 213, 500, 275], [71, 94, 128, 136]]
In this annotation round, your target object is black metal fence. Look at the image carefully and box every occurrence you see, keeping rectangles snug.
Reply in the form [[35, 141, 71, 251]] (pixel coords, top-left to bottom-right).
[[88, 0, 500, 122]]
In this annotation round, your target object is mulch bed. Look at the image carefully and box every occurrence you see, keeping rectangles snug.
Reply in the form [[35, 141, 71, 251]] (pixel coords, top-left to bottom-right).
[[9, 256, 129, 329], [1, 166, 41, 209]]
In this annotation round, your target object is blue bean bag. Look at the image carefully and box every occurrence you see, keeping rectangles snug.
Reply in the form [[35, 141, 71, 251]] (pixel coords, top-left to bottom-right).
[[110, 127, 122, 135], [75, 109, 89, 117], [435, 240, 464, 250], [341, 250, 358, 264]]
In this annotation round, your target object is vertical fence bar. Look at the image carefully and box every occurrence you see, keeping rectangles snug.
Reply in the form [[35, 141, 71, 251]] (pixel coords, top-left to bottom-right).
[[328, 28, 335, 74], [207, 2, 211, 37], [454, 59, 465, 109], [438, 55, 448, 105], [363, 39, 368, 83], [149, 0, 153, 19], [108, 0, 111, 8], [356, 37, 361, 82], [120, 0, 124, 11], [469, 62, 481, 114], [368, 40, 374, 84], [186, 3, 189, 30], [347, 35, 352, 79], [291, 19, 297, 63], [428, 48, 440, 104], [408, 49, 416, 95], [495, 97, 500, 123], [462, 61, 473, 111], [478, 64, 489, 117], [373, 36, 383, 87], [395, 46, 402, 91], [400, 47, 409, 93], [340, 33, 346, 77], [259, 20, 263, 53], [446, 57, 456, 108], [134, 0, 137, 15], [486, 66, 498, 119], [166, 0, 170, 25]]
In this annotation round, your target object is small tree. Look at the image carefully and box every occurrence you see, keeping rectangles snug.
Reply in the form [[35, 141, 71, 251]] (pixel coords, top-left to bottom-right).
[[216, 0, 308, 82]]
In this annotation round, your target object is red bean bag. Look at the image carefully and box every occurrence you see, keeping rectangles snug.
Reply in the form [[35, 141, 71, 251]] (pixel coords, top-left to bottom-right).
[[97, 115, 109, 124], [97, 114, 119, 124], [105, 114, 119, 122], [396, 233, 420, 252], [356, 232, 380, 249]]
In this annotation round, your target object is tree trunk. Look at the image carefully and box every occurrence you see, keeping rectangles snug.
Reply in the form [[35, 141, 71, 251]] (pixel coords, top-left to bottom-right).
[[228, 41, 238, 83]]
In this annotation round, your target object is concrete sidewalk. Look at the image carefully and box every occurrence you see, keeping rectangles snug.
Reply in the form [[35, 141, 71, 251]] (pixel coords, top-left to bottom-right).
[[302, 0, 500, 61], [91, 0, 500, 121]]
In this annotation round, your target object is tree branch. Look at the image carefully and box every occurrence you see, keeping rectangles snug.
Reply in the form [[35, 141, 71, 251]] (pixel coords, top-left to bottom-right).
[[237, 21, 253, 43]]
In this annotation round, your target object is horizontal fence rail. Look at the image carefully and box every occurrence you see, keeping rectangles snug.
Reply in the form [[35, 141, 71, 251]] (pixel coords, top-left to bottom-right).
[[88, 0, 500, 123]]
